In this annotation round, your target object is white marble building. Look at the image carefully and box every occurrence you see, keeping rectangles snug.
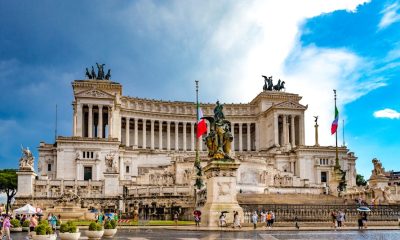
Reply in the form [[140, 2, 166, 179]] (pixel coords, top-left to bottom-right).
[[16, 76, 357, 214]]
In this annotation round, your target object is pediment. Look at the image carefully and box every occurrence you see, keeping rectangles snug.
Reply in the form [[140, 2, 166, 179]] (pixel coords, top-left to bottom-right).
[[273, 101, 307, 110], [75, 89, 114, 99]]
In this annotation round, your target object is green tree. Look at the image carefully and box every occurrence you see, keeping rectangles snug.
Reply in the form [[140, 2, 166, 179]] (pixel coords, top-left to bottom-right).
[[0, 169, 18, 214], [356, 174, 367, 186]]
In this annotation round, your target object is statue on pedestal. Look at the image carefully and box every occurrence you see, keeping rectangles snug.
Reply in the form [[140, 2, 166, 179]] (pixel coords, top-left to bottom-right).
[[19, 145, 34, 171], [202, 101, 233, 161], [372, 158, 385, 177]]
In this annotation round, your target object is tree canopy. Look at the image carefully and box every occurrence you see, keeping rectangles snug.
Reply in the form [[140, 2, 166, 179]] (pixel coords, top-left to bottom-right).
[[356, 174, 368, 186], [0, 169, 18, 214]]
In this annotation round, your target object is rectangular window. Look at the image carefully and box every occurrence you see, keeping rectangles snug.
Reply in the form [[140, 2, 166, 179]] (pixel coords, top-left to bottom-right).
[[47, 164, 51, 172], [84, 166, 92, 181], [91, 152, 94, 159], [126, 166, 130, 173], [321, 171, 327, 183], [83, 152, 86, 158]]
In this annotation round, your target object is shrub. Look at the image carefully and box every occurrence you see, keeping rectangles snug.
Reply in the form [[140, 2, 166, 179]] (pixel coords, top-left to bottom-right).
[[10, 219, 21, 228], [89, 222, 102, 231], [60, 221, 78, 233], [110, 219, 117, 229], [22, 220, 30, 227], [104, 221, 112, 229], [35, 223, 53, 235]]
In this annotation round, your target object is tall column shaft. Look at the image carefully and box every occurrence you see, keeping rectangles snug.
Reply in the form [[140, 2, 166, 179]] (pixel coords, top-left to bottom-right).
[[73, 103, 77, 136], [255, 122, 259, 151], [142, 119, 147, 149], [247, 123, 251, 151], [299, 115, 305, 145], [291, 115, 296, 148], [183, 122, 187, 151], [159, 120, 163, 150], [134, 118, 138, 147], [167, 121, 171, 151], [125, 117, 130, 147], [151, 120, 155, 150], [98, 105, 103, 138], [88, 104, 93, 138], [239, 123, 243, 152], [274, 113, 280, 147], [231, 123, 235, 152], [175, 121, 179, 150], [108, 106, 113, 138], [283, 115, 288, 146], [191, 122, 195, 151]]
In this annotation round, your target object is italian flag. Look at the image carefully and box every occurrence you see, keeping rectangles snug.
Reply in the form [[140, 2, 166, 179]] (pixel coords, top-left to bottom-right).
[[331, 106, 339, 135], [197, 104, 207, 138]]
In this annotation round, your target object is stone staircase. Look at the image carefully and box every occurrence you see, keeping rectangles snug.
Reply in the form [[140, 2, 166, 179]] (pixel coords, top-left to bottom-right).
[[238, 193, 344, 205]]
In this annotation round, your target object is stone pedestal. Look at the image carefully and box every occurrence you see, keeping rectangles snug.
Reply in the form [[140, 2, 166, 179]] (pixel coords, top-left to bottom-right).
[[201, 161, 243, 227], [16, 171, 36, 197], [329, 168, 343, 197], [104, 172, 120, 197]]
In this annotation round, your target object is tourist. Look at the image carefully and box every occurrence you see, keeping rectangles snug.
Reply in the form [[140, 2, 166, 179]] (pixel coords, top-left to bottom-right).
[[271, 211, 275, 228], [362, 212, 368, 229], [193, 210, 201, 227], [357, 212, 363, 229], [58, 214, 62, 224], [219, 213, 226, 227], [232, 211, 241, 229], [173, 211, 179, 226], [330, 210, 337, 228], [98, 212, 104, 224], [2, 215, 11, 240], [50, 214, 58, 230], [30, 214, 38, 232], [266, 211, 272, 228], [260, 211, 266, 224], [336, 210, 344, 229], [251, 211, 258, 229], [294, 215, 300, 229]]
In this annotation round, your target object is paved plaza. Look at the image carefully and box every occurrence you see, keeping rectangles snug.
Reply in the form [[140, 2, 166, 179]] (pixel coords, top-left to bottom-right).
[[9, 229, 400, 240]]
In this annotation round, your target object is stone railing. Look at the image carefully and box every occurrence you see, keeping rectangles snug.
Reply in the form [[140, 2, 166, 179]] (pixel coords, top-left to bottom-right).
[[33, 180, 104, 198], [128, 186, 191, 197], [240, 204, 400, 222]]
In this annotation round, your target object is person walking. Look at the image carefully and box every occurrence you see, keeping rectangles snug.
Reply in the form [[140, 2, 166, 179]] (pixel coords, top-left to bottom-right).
[[29, 215, 38, 233], [266, 211, 272, 228], [260, 211, 266, 224], [357, 212, 363, 230], [336, 210, 344, 229], [2, 215, 11, 240], [173, 211, 179, 226], [233, 211, 241, 229], [294, 215, 300, 229], [270, 211, 275, 228], [330, 210, 337, 229], [251, 211, 258, 229], [362, 212, 368, 229], [219, 213, 226, 227]]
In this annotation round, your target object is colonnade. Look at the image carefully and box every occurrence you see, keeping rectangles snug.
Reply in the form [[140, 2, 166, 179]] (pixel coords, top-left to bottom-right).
[[121, 117, 256, 152], [274, 113, 304, 148], [74, 104, 112, 138]]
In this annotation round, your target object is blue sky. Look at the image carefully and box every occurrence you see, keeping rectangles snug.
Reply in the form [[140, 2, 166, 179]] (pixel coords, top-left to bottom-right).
[[0, 0, 399, 179]]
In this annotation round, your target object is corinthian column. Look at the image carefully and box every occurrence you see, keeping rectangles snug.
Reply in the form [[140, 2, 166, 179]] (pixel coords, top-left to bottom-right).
[[247, 123, 251, 151], [239, 123, 243, 152], [274, 113, 280, 147], [175, 121, 179, 150], [159, 120, 163, 150], [183, 122, 187, 151], [191, 122, 195, 151], [88, 104, 93, 138], [283, 115, 288, 147], [142, 119, 147, 149], [167, 121, 171, 151], [98, 105, 103, 138], [151, 119, 155, 150], [291, 115, 296, 148], [134, 118, 138, 147], [77, 103, 83, 137], [125, 117, 130, 147]]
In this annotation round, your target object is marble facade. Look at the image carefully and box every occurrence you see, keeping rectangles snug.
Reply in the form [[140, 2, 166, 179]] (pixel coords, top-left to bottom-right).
[[16, 76, 358, 217]]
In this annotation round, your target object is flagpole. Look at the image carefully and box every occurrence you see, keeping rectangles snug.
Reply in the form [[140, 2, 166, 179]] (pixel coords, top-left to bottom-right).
[[334, 90, 340, 170]]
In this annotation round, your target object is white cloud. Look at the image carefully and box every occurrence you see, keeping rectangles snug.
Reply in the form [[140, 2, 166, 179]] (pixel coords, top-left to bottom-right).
[[117, 0, 383, 146], [378, 1, 400, 29], [373, 108, 400, 119]]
